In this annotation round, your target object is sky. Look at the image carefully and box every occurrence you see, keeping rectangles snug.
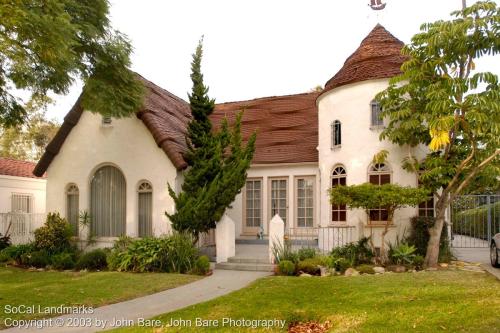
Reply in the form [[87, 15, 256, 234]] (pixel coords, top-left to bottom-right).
[[46, 0, 500, 122]]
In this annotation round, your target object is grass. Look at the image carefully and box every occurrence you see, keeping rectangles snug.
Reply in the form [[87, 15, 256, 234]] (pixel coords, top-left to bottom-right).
[[114, 270, 500, 333], [0, 266, 201, 327]]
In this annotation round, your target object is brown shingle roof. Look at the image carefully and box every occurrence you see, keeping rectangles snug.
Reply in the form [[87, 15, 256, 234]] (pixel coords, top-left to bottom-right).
[[322, 24, 406, 95], [33, 75, 191, 177], [0, 157, 45, 179], [212, 92, 319, 164]]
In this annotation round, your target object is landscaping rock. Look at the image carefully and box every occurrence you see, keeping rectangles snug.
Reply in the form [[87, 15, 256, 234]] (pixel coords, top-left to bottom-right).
[[299, 273, 312, 277], [344, 268, 359, 276], [319, 267, 331, 277], [439, 263, 449, 268], [373, 266, 385, 274], [386, 265, 406, 273], [460, 265, 485, 273]]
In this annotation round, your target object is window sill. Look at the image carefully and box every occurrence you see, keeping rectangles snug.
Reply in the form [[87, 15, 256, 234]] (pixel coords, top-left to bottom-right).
[[364, 223, 396, 228], [369, 125, 385, 131], [330, 145, 342, 151]]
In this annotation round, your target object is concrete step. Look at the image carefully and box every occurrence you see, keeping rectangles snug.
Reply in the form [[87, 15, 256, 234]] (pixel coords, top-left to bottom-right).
[[236, 239, 268, 245], [228, 257, 270, 264], [215, 262, 275, 272]]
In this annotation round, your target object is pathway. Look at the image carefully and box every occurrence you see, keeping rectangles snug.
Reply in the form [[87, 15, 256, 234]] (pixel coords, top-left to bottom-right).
[[453, 247, 500, 280], [3, 270, 270, 333]]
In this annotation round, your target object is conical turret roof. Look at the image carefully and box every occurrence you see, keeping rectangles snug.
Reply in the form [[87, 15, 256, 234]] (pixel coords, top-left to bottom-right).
[[323, 24, 407, 93]]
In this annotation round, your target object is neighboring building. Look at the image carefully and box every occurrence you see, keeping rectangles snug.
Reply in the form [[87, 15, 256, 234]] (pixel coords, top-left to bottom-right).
[[0, 157, 46, 215], [34, 24, 431, 249]]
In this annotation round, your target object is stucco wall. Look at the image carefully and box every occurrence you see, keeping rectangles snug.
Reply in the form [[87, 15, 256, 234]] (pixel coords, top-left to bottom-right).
[[45, 111, 179, 243], [0, 175, 46, 220], [317, 79, 428, 246], [224, 163, 320, 238]]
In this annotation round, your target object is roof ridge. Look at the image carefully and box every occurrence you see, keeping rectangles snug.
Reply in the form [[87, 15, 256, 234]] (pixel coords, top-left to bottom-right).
[[216, 91, 320, 107]]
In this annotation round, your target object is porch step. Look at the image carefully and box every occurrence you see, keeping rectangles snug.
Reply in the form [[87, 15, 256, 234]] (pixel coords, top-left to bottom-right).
[[215, 262, 275, 272], [228, 257, 270, 264], [236, 239, 268, 245]]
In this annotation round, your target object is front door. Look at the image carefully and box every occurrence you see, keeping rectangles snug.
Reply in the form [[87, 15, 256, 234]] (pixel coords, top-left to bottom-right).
[[269, 178, 288, 227], [243, 178, 263, 235]]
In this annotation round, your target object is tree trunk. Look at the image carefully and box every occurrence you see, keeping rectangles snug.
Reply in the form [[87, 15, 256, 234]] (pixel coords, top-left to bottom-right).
[[424, 199, 448, 267]]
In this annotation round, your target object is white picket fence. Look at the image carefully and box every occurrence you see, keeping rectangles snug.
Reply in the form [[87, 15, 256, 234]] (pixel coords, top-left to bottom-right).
[[0, 213, 45, 245]]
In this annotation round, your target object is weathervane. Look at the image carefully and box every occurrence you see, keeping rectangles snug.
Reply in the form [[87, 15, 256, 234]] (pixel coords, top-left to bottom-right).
[[369, 0, 386, 11]]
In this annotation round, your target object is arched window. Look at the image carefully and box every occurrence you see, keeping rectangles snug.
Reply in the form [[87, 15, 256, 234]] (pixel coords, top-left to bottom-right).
[[90, 166, 126, 237], [138, 181, 153, 237], [331, 166, 347, 222], [368, 163, 391, 222], [370, 100, 384, 127], [66, 184, 79, 236], [331, 120, 341, 148]]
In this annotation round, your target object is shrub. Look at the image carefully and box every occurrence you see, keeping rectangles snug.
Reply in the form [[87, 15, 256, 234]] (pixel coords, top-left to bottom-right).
[[331, 257, 351, 273], [0, 233, 11, 251], [356, 264, 375, 274], [34, 213, 73, 254], [297, 257, 323, 275], [51, 252, 76, 270], [76, 249, 108, 271], [21, 250, 50, 268], [271, 239, 299, 264], [413, 255, 424, 270], [108, 233, 198, 273], [297, 248, 317, 261], [192, 255, 210, 275], [330, 237, 373, 266], [389, 243, 416, 265], [0, 243, 34, 264], [407, 216, 448, 256], [278, 260, 296, 276]]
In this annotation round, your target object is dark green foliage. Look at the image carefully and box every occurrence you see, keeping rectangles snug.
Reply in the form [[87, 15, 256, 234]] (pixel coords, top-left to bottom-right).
[[330, 237, 374, 267], [389, 243, 417, 265], [407, 216, 448, 256], [75, 249, 108, 271], [271, 239, 299, 264], [278, 260, 296, 276], [0, 233, 10, 250], [108, 234, 198, 273], [21, 250, 50, 268], [0, 243, 34, 264], [0, 0, 143, 127], [192, 255, 210, 275], [356, 264, 375, 274], [167, 40, 256, 237], [51, 252, 76, 270], [331, 257, 352, 273], [297, 257, 324, 275], [413, 255, 425, 270], [297, 248, 317, 261], [34, 213, 73, 254]]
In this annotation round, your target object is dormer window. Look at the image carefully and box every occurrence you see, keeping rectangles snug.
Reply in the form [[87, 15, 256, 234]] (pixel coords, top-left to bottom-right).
[[370, 100, 384, 127], [331, 120, 341, 148], [101, 116, 112, 126]]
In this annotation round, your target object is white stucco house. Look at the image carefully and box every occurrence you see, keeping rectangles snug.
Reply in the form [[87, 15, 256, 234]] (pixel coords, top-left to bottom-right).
[[0, 157, 46, 243], [33, 24, 434, 251]]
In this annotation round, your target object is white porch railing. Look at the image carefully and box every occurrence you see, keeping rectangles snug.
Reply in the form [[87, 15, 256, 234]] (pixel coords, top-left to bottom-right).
[[0, 213, 45, 245], [285, 225, 356, 254]]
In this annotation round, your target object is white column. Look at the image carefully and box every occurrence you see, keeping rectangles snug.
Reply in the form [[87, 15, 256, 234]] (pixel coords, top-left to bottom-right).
[[215, 214, 235, 263], [268, 214, 285, 263]]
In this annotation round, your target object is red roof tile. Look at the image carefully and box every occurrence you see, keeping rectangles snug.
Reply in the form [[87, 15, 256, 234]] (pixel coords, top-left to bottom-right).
[[0, 157, 45, 179], [212, 92, 319, 164], [322, 24, 406, 95]]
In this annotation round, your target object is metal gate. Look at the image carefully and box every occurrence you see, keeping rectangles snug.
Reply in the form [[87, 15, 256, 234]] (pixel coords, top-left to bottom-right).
[[451, 195, 500, 248]]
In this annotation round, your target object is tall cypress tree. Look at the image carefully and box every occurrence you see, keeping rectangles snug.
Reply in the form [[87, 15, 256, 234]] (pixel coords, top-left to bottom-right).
[[167, 40, 256, 239]]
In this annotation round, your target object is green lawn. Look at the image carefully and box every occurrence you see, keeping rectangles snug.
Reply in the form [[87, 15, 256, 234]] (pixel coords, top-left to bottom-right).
[[0, 266, 201, 327], [114, 270, 500, 333]]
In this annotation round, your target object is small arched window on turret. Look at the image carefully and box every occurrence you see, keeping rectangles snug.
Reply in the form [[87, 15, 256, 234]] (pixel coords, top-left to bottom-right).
[[331, 120, 341, 148], [370, 100, 384, 127]]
